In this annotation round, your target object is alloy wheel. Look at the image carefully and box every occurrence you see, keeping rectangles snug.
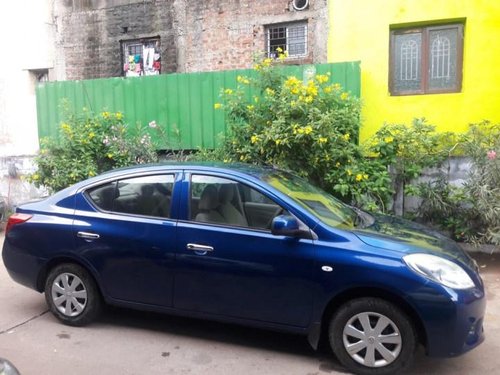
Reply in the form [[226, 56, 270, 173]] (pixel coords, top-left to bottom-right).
[[51, 272, 88, 317], [342, 311, 402, 368]]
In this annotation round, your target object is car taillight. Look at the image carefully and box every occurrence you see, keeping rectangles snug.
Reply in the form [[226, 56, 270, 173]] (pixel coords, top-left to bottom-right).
[[5, 213, 33, 235]]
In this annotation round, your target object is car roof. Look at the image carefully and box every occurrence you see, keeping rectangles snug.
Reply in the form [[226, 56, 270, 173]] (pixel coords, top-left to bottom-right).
[[99, 162, 277, 179], [49, 162, 280, 200]]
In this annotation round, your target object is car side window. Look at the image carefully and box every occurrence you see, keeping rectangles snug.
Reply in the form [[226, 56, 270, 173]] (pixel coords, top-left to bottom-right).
[[87, 175, 174, 218], [190, 174, 285, 230]]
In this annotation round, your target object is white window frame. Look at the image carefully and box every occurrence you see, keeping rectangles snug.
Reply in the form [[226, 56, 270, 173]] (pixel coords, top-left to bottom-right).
[[266, 22, 308, 59]]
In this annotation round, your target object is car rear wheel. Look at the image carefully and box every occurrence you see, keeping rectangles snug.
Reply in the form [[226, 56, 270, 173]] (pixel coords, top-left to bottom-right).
[[329, 297, 417, 375], [45, 263, 102, 326]]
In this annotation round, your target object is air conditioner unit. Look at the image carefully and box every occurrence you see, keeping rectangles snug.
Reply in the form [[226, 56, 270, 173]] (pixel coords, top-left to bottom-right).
[[292, 0, 309, 11]]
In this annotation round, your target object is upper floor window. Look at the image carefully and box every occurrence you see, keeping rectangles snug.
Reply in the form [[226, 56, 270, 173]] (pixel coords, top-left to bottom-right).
[[266, 22, 308, 58], [121, 37, 161, 77], [389, 23, 464, 95]]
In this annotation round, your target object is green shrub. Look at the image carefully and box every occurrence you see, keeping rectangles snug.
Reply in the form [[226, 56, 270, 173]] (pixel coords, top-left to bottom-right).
[[410, 121, 499, 245], [195, 55, 392, 211], [29, 109, 158, 192], [459, 121, 500, 244], [368, 118, 455, 214]]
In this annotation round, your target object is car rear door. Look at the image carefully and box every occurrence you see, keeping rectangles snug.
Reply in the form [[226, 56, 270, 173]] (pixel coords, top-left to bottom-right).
[[72, 171, 181, 307], [173, 172, 316, 327]]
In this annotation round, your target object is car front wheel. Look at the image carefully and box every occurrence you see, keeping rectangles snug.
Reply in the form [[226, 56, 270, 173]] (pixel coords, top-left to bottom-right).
[[44, 263, 102, 326], [329, 297, 417, 375]]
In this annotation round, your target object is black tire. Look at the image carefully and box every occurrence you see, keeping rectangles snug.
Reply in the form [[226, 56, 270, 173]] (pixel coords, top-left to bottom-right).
[[329, 297, 417, 375], [44, 263, 102, 326]]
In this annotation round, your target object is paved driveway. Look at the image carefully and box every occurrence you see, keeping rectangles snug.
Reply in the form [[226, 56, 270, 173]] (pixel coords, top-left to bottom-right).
[[1, 240, 499, 374]]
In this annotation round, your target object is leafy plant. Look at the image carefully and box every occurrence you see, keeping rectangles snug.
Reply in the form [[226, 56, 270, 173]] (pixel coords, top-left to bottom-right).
[[195, 54, 392, 211], [29, 109, 159, 192], [410, 121, 500, 245], [368, 118, 454, 214], [459, 121, 500, 244]]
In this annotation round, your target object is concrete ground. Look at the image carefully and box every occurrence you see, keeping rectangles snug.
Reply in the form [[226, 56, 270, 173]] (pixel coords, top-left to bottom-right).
[[1, 244, 499, 374]]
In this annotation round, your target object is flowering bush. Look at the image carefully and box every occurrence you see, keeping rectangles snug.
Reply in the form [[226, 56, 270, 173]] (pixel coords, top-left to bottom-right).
[[197, 54, 392, 211], [409, 121, 500, 244], [368, 118, 454, 214], [29, 109, 158, 192], [459, 121, 500, 244]]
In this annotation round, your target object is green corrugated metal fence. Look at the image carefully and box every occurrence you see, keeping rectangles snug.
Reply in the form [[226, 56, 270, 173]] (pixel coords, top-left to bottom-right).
[[36, 62, 361, 150]]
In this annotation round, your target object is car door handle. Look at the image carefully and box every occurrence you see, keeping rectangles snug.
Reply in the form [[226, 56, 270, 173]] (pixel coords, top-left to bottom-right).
[[77, 231, 100, 240], [186, 243, 214, 252]]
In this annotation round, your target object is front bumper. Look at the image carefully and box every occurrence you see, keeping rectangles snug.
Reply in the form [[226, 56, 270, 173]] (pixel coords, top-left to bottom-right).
[[415, 283, 486, 358]]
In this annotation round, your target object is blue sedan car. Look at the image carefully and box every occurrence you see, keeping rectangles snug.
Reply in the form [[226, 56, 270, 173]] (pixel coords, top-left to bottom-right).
[[2, 163, 485, 374]]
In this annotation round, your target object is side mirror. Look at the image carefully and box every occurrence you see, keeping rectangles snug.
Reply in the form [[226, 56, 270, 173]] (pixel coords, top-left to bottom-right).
[[271, 215, 315, 240]]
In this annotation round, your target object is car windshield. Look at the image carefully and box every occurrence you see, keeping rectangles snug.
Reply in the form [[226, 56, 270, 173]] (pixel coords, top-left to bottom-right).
[[261, 170, 357, 229]]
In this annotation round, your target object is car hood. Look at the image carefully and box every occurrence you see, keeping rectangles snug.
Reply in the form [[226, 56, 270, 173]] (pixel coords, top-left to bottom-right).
[[353, 213, 476, 269]]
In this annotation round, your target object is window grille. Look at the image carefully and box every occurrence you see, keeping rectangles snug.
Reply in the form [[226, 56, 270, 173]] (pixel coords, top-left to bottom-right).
[[266, 22, 308, 58]]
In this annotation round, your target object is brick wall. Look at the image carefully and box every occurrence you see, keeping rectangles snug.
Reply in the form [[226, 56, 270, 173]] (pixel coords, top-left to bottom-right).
[[55, 0, 177, 80], [182, 0, 328, 72], [53, 0, 328, 80]]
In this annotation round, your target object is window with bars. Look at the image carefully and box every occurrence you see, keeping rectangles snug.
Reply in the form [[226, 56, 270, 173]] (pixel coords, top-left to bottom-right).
[[121, 37, 161, 77], [266, 22, 308, 58], [389, 23, 463, 95]]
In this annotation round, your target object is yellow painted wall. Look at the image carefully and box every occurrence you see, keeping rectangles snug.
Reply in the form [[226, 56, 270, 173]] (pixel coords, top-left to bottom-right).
[[327, 0, 500, 142]]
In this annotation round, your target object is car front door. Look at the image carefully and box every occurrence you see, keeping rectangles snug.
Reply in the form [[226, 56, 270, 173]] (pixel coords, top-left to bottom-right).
[[72, 172, 180, 307], [173, 173, 316, 327]]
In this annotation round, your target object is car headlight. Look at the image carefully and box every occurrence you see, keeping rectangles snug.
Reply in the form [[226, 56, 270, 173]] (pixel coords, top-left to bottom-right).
[[403, 253, 475, 289]]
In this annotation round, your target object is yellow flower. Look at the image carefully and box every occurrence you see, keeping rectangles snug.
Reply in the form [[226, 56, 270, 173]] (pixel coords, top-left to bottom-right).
[[304, 95, 313, 103], [275, 139, 282, 146], [318, 137, 328, 144], [291, 87, 300, 95], [254, 63, 261, 71], [265, 88, 275, 96], [278, 51, 288, 61], [224, 88, 233, 95], [324, 86, 333, 94], [276, 47, 283, 53], [115, 112, 123, 120], [297, 127, 305, 134], [347, 169, 353, 176], [61, 123, 71, 131], [290, 101, 297, 108], [356, 174, 363, 182], [251, 135, 259, 144], [304, 125, 313, 135], [315, 74, 329, 84], [32, 173, 40, 181], [343, 133, 351, 141], [335, 162, 341, 167], [363, 174, 369, 180], [284, 76, 300, 87], [262, 58, 273, 67], [88, 171, 96, 177], [306, 81, 318, 96], [341, 92, 349, 100], [107, 153, 113, 159], [384, 136, 394, 143], [246, 105, 254, 111], [223, 158, 230, 163], [102, 111, 110, 119], [237, 75, 250, 85], [214, 103, 222, 109], [88, 132, 95, 139]]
